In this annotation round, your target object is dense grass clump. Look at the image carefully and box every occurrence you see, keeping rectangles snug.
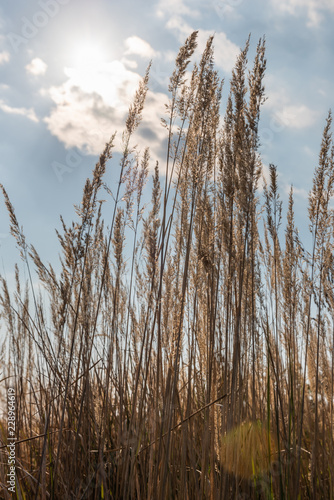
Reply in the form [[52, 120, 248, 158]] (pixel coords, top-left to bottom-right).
[[0, 32, 334, 499]]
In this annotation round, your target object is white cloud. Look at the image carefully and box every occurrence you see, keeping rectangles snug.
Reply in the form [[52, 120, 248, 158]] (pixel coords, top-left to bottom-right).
[[156, 0, 200, 19], [271, 0, 334, 26], [258, 163, 271, 193], [0, 99, 38, 122], [211, 0, 244, 21], [44, 60, 140, 154], [26, 57, 47, 76], [275, 104, 317, 129], [166, 15, 192, 41], [264, 77, 318, 130], [166, 16, 239, 73], [44, 59, 168, 162], [125, 36, 159, 59], [63, 61, 140, 108], [0, 51, 10, 64], [121, 57, 138, 69]]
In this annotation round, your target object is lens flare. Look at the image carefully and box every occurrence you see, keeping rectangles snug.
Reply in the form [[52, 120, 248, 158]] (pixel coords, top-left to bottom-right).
[[221, 420, 277, 478]]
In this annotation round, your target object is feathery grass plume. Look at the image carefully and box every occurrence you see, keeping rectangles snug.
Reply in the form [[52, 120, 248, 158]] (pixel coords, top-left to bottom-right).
[[0, 184, 27, 261], [164, 31, 198, 186], [169, 31, 198, 97], [142, 161, 161, 292], [125, 63, 151, 137], [247, 37, 266, 140]]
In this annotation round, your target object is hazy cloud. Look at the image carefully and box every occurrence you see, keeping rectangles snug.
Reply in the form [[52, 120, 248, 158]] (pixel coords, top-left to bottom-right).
[[271, 0, 334, 26], [156, 0, 200, 19], [125, 36, 159, 59], [275, 104, 317, 129], [0, 99, 38, 122], [26, 57, 48, 76], [0, 51, 10, 64], [264, 77, 318, 130]]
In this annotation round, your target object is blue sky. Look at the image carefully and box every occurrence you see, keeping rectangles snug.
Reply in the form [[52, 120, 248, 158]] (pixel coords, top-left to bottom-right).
[[0, 0, 333, 280]]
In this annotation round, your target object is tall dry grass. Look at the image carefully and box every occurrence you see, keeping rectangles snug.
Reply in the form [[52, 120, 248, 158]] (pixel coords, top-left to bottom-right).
[[0, 32, 333, 499]]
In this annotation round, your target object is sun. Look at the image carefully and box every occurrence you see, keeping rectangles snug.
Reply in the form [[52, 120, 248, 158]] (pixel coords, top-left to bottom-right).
[[63, 38, 130, 109], [70, 39, 110, 68]]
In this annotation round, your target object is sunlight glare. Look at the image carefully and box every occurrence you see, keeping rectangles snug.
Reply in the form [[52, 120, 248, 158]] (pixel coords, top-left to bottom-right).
[[70, 39, 110, 68]]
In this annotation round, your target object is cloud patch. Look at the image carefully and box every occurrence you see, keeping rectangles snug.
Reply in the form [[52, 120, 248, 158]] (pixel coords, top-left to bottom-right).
[[0, 51, 10, 64], [26, 57, 47, 76], [125, 36, 159, 59], [156, 0, 200, 19], [0, 99, 38, 122], [44, 59, 168, 162], [271, 0, 334, 26], [275, 104, 317, 129], [264, 76, 318, 130]]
